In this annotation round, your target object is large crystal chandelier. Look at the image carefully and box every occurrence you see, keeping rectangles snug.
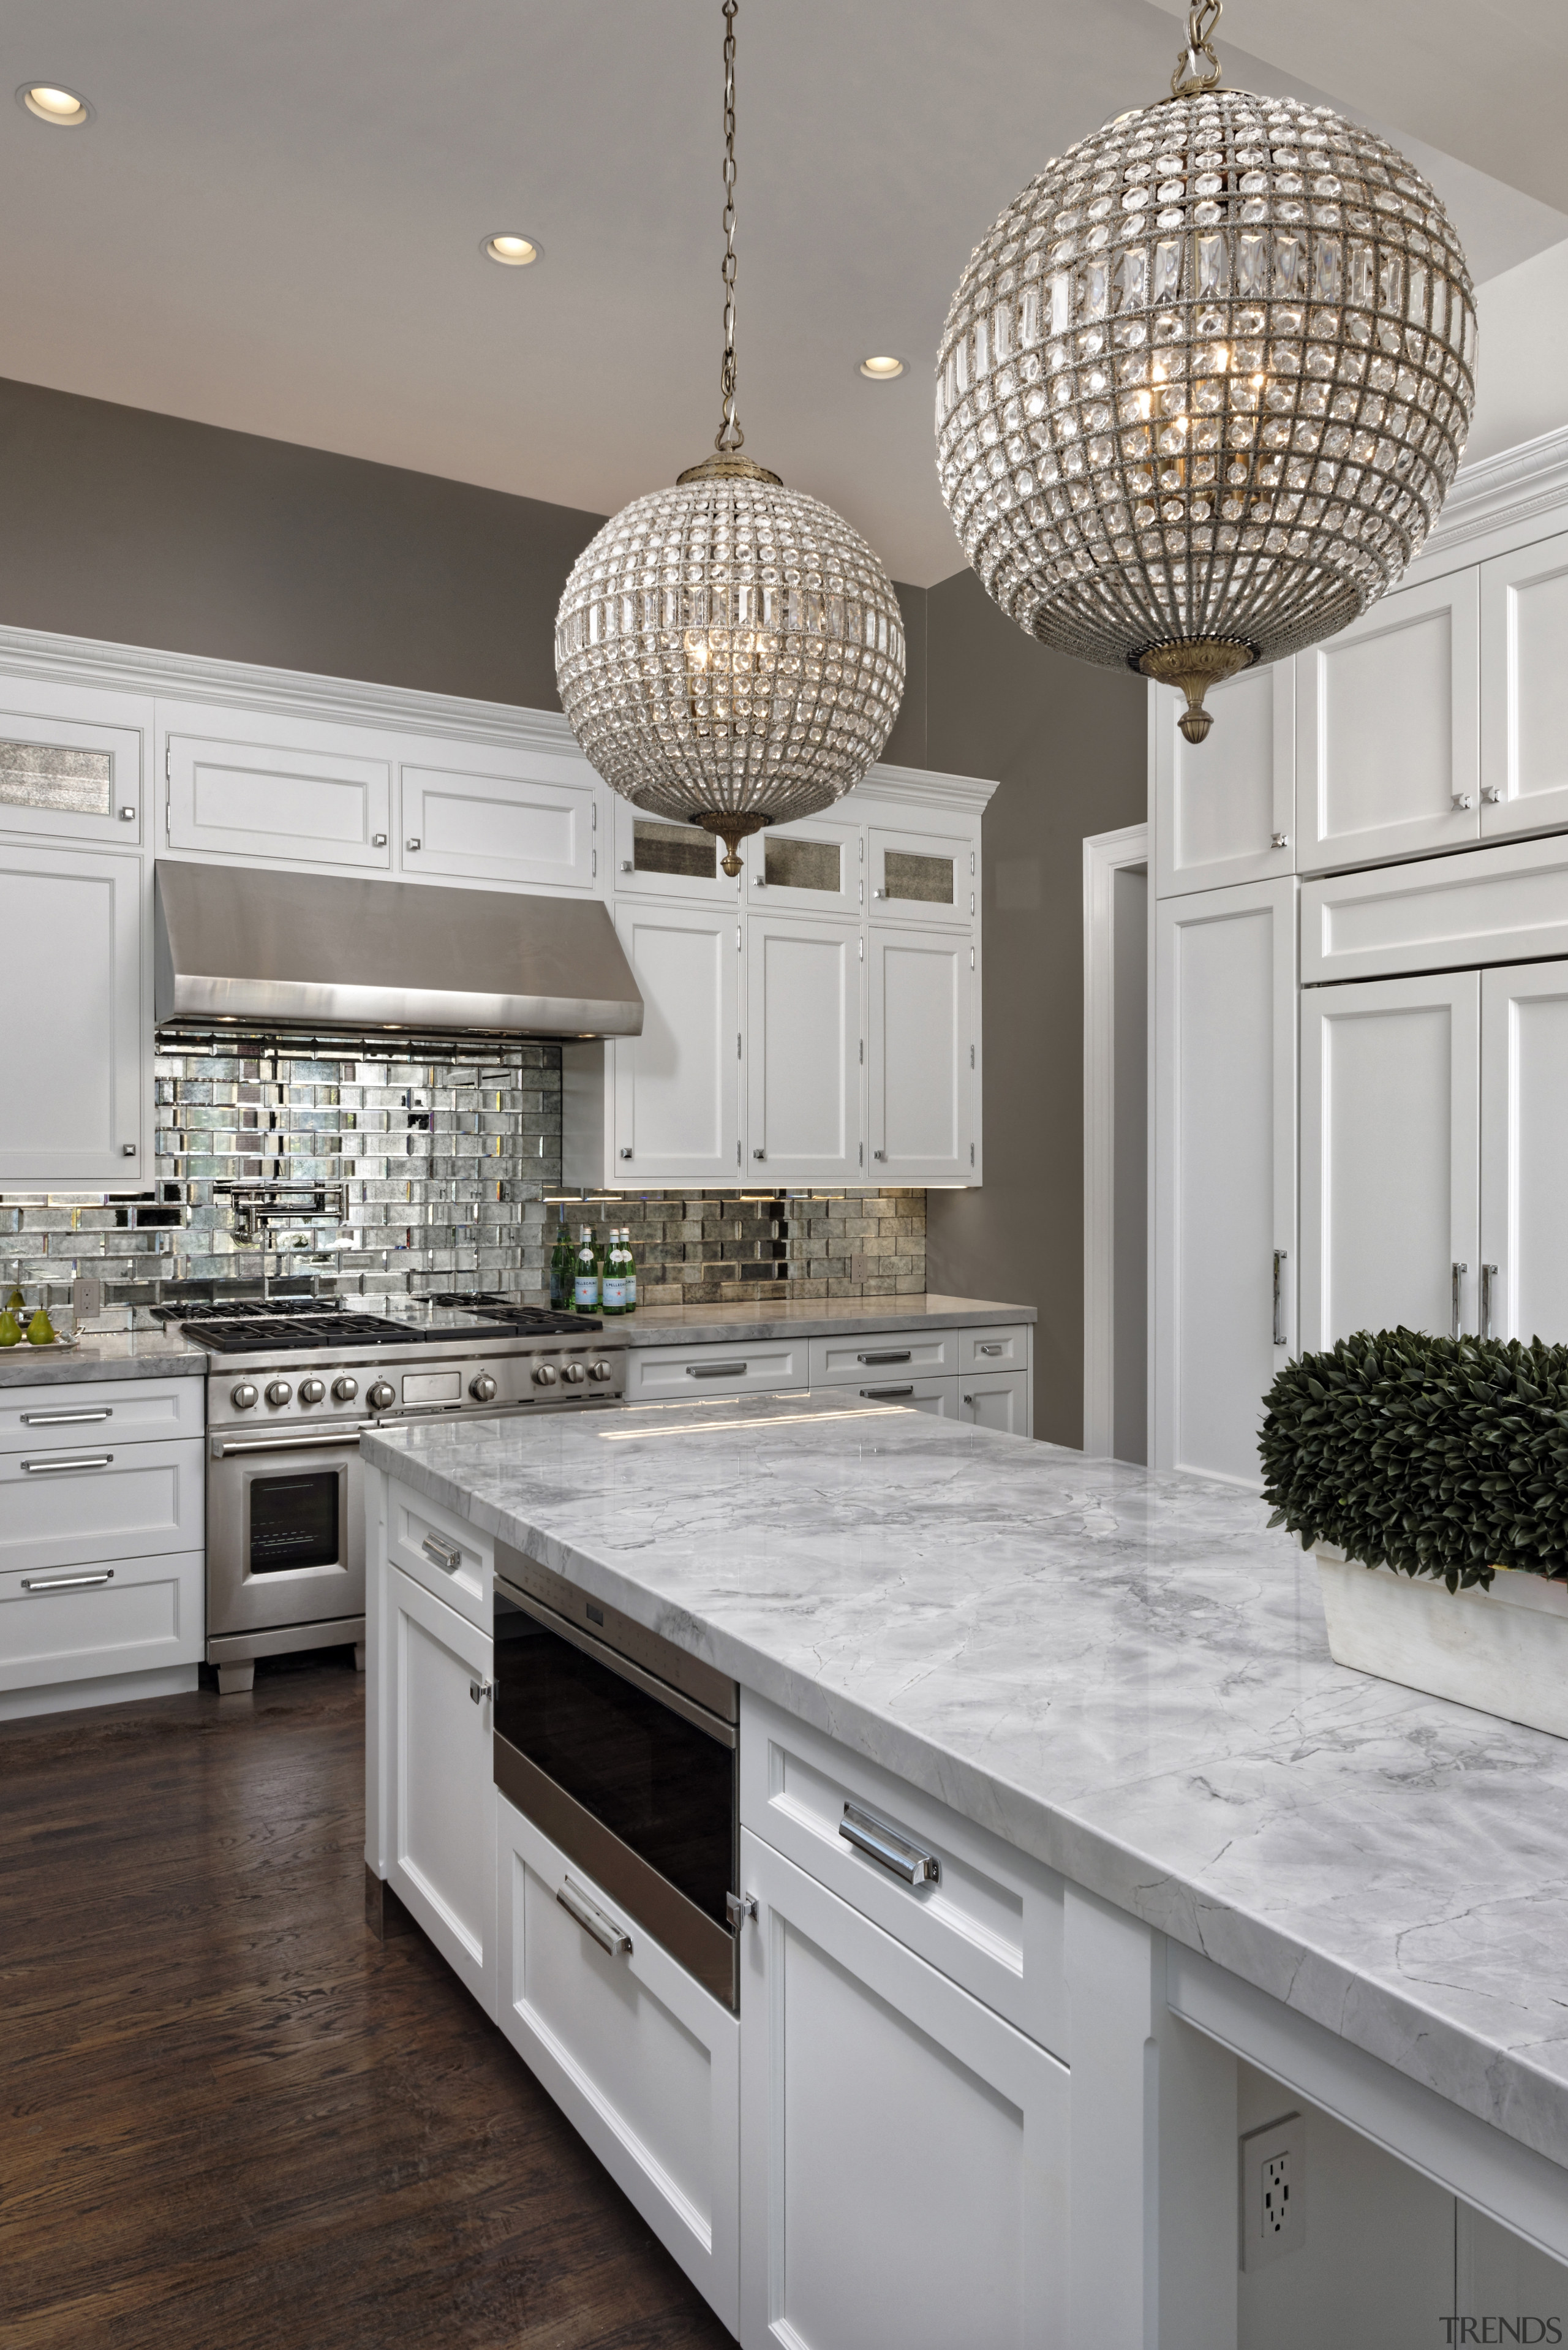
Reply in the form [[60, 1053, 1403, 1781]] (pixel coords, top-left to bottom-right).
[[556, 0, 905, 872], [936, 1, 1476, 740]]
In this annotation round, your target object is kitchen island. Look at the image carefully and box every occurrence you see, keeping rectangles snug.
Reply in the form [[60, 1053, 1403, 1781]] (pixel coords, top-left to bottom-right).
[[361, 1393, 1568, 2348]]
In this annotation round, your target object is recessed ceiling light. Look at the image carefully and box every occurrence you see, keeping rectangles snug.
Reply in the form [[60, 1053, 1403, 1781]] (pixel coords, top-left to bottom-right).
[[859, 355, 905, 380], [18, 83, 92, 127], [483, 233, 541, 268]]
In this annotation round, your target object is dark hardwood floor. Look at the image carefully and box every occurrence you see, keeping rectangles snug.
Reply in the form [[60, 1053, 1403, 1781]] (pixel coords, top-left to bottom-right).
[[0, 1655, 734, 2350]]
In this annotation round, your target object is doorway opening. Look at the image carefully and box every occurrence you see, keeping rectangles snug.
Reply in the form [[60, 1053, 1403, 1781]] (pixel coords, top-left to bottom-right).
[[1084, 825, 1149, 1462]]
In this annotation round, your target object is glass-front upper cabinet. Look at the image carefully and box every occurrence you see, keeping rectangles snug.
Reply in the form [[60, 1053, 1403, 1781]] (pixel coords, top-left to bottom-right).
[[0, 686, 151, 847], [869, 824, 974, 928], [743, 811, 862, 915], [610, 792, 742, 903]]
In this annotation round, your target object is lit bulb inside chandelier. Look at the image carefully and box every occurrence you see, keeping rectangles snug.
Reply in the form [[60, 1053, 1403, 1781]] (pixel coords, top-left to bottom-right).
[[557, 0, 905, 874], [936, 0, 1477, 741]]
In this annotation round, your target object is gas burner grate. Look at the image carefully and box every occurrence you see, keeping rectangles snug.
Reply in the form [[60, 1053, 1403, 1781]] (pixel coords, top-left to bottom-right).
[[455, 1305, 603, 1336], [192, 1313, 449, 1354], [151, 1296, 338, 1324]]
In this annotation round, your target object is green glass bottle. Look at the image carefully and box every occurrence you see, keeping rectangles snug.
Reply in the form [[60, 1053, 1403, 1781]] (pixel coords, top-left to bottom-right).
[[622, 1226, 637, 1315], [549, 1221, 573, 1312], [572, 1225, 600, 1313], [601, 1229, 628, 1316]]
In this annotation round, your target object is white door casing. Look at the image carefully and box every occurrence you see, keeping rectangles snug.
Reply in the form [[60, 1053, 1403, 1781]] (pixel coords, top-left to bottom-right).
[[1480, 960, 1568, 1348], [613, 900, 742, 1184], [1300, 970, 1481, 1353], [0, 842, 147, 1184], [1152, 662, 1295, 897], [1084, 824, 1149, 1462], [745, 912, 861, 1185], [1480, 532, 1568, 842]]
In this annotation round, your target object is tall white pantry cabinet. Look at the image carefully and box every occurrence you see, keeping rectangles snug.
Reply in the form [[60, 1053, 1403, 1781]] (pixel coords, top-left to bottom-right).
[[0, 627, 993, 1196], [1152, 426, 1568, 1489]]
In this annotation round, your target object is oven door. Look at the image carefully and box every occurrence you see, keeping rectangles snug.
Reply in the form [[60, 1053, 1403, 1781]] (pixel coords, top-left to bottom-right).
[[206, 1426, 366, 1638], [492, 1574, 739, 2009]]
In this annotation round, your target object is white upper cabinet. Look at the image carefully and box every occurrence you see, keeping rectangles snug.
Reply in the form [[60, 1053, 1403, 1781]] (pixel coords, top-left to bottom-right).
[[1297, 570, 1481, 871], [1480, 533, 1568, 842], [399, 747, 598, 891], [869, 822, 974, 928], [867, 924, 974, 1184], [745, 912, 862, 1185], [612, 901, 741, 1185], [165, 704, 393, 871], [0, 682, 151, 849], [0, 843, 147, 1184], [1300, 970, 1481, 1353], [744, 809, 863, 916], [1480, 960, 1568, 1347], [1153, 660, 1295, 897], [1153, 879, 1296, 1487], [610, 793, 741, 904]]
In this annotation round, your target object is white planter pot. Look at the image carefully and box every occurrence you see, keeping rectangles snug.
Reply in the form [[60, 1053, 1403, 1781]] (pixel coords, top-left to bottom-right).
[[1315, 1544, 1568, 1740]]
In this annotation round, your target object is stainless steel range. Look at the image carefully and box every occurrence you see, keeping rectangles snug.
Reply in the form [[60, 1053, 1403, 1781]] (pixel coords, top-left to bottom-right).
[[153, 1296, 624, 1694]]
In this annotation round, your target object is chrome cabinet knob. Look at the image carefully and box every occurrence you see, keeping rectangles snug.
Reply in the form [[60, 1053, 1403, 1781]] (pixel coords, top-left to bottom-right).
[[372, 833, 388, 847], [532, 1363, 559, 1387], [619, 1147, 633, 1160], [366, 1380, 396, 1411], [469, 1373, 499, 1402], [588, 1359, 614, 1382], [561, 1361, 587, 1385], [405, 837, 421, 851], [230, 1382, 258, 1410], [119, 806, 137, 821], [1270, 831, 1289, 849], [298, 1378, 326, 1405], [332, 1375, 358, 1402], [265, 1380, 293, 1407]]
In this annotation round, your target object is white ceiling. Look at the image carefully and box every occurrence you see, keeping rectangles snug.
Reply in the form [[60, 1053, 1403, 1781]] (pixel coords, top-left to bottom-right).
[[1, 1, 1564, 586]]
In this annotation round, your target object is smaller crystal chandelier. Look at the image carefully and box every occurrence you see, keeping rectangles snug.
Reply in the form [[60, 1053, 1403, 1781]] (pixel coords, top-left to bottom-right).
[[936, 1, 1477, 741], [556, 0, 905, 873]]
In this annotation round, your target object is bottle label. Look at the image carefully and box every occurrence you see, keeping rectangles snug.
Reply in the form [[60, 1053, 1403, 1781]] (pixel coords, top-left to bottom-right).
[[601, 1277, 627, 1311], [574, 1275, 599, 1308]]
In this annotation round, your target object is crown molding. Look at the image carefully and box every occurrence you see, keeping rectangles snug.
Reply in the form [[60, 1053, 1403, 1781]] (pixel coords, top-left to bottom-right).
[[852, 759, 999, 814], [1412, 424, 1568, 575]]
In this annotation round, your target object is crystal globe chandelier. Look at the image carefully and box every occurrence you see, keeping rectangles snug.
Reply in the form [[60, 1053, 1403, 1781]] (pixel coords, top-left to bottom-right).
[[556, 1, 905, 873], [935, 1, 1477, 741]]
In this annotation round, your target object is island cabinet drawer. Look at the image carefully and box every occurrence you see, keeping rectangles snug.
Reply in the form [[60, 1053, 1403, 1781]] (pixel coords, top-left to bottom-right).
[[807, 1328, 954, 1385], [0, 1547, 203, 1689], [0, 1437, 204, 1579], [957, 1323, 1031, 1374], [0, 1376, 204, 1454], [386, 1481, 492, 1630], [739, 1690, 1066, 2057], [624, 1340, 807, 1402]]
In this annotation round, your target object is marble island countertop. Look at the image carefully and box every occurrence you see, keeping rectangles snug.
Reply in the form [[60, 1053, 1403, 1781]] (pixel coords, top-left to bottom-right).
[[361, 1392, 1568, 2175], [614, 1292, 1033, 1347]]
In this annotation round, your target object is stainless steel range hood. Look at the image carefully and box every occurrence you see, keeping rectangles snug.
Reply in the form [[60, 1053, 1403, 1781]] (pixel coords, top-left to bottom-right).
[[154, 861, 643, 1038]]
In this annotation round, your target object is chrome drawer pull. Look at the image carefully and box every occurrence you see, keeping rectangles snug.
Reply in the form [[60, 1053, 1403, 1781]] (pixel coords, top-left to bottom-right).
[[686, 1361, 748, 1378], [856, 1350, 911, 1366], [860, 1385, 914, 1399], [557, 1879, 633, 1957], [421, 1532, 463, 1573], [20, 1407, 113, 1426], [20, 1453, 115, 1473], [839, 1800, 941, 1886], [977, 1342, 1005, 1357], [21, 1568, 115, 1592], [467, 1677, 494, 1705]]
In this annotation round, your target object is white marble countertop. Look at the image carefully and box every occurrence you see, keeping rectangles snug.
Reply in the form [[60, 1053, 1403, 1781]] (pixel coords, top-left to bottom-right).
[[0, 1328, 208, 1386], [616, 1293, 1033, 1348], [361, 1392, 1568, 2175]]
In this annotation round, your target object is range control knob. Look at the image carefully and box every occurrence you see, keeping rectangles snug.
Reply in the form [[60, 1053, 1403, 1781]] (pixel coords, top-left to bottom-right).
[[532, 1363, 559, 1388], [230, 1381, 258, 1410], [298, 1378, 326, 1405], [561, 1361, 587, 1385], [331, 1375, 359, 1402], [588, 1359, 615, 1383], [366, 1380, 396, 1411], [265, 1380, 293, 1408], [469, 1373, 499, 1402]]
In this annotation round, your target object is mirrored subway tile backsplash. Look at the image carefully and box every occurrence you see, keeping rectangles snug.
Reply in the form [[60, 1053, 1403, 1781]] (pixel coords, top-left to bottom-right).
[[0, 1035, 925, 1318]]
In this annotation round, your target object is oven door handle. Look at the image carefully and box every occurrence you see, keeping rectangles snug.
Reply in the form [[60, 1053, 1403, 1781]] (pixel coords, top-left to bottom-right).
[[211, 1426, 370, 1457]]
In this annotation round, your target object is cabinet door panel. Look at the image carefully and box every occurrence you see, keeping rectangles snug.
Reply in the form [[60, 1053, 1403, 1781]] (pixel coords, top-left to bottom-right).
[[957, 1369, 1030, 1436], [387, 1566, 497, 2017], [746, 913, 860, 1185], [611, 794, 742, 904], [1480, 535, 1568, 840], [401, 759, 595, 890], [868, 926, 973, 1183], [613, 902, 741, 1184], [869, 824, 973, 927], [166, 728, 391, 869], [1301, 972, 1480, 1353], [0, 1549, 203, 1695], [743, 812, 862, 915], [1480, 961, 1568, 1346], [0, 844, 146, 1184], [1154, 660, 1295, 896], [0, 695, 148, 846], [739, 1831, 1066, 2350], [1155, 880, 1295, 1486], [1297, 571, 1480, 871]]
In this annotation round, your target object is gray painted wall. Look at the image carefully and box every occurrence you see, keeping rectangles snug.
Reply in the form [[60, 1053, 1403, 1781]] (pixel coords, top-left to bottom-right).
[[924, 570, 1147, 1450]]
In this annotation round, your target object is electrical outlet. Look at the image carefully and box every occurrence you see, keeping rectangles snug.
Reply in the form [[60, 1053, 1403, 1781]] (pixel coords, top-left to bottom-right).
[[1240, 2112, 1306, 2270]]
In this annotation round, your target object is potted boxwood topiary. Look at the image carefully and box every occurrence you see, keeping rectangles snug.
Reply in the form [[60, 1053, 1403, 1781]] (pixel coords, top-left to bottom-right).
[[1259, 1328, 1568, 1739]]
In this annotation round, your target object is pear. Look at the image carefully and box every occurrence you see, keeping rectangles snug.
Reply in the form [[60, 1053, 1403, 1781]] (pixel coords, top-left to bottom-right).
[[0, 1309, 20, 1347], [25, 1308, 56, 1345], [4, 1286, 24, 1315]]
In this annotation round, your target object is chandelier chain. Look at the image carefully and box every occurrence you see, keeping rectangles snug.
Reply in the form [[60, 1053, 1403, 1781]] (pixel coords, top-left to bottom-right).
[[1169, 0, 1223, 97], [715, 0, 744, 451]]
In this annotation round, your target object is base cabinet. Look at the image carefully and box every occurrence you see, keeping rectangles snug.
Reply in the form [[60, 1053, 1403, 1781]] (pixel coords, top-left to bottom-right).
[[496, 1794, 740, 2332], [737, 1827, 1068, 2350], [384, 1564, 498, 2019]]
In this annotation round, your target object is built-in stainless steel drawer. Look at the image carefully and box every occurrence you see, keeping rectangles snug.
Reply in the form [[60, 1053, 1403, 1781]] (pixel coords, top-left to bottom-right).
[[0, 1437, 205, 1578], [0, 1548, 203, 1690], [0, 1375, 204, 1454], [808, 1328, 956, 1385], [624, 1341, 807, 1403]]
